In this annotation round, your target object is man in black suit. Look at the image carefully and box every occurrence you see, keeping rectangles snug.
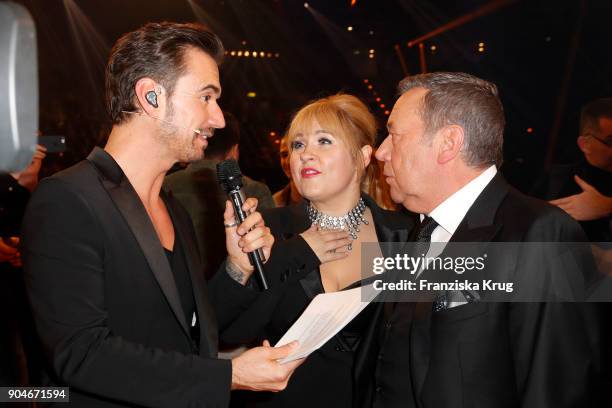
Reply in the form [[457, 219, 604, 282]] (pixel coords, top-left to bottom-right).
[[356, 72, 602, 407], [21, 22, 301, 407]]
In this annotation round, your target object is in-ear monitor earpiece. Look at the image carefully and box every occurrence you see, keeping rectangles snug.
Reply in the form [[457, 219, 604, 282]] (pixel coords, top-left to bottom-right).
[[145, 90, 158, 108]]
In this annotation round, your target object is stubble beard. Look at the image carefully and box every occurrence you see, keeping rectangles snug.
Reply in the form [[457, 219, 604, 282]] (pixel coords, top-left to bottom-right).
[[156, 101, 204, 163]]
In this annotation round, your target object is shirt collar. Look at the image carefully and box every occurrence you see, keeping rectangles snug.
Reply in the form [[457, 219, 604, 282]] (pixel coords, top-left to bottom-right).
[[424, 165, 497, 236]]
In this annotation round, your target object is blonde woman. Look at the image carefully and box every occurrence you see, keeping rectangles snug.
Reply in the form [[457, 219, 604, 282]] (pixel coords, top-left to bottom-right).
[[222, 94, 415, 408]]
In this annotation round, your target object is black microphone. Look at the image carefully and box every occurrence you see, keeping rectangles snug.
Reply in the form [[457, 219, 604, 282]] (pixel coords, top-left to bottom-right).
[[217, 159, 269, 290]]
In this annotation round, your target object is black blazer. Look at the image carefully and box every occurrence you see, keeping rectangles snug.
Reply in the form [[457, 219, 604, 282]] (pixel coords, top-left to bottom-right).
[[21, 148, 257, 408], [356, 173, 603, 408], [220, 195, 415, 408]]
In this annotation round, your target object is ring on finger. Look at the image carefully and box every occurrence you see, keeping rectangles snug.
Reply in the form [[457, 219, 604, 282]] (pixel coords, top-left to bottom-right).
[[224, 221, 238, 228]]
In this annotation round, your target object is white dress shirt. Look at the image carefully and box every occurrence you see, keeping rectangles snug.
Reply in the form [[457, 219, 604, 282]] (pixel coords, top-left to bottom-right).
[[426, 164, 498, 244], [415, 165, 498, 302]]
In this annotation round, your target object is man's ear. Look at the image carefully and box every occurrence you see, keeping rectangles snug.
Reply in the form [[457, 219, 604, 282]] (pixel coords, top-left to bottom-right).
[[437, 125, 464, 164], [134, 78, 162, 115], [577, 135, 590, 154], [360, 144, 373, 169]]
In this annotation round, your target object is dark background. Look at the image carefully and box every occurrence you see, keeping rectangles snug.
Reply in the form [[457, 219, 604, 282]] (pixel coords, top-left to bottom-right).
[[11, 0, 612, 193]]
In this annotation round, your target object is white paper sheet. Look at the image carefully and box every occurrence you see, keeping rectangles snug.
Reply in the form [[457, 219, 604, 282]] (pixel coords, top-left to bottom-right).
[[274, 283, 379, 363]]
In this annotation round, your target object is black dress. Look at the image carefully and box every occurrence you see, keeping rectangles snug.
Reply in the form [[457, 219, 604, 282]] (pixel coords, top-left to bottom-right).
[[221, 194, 414, 408]]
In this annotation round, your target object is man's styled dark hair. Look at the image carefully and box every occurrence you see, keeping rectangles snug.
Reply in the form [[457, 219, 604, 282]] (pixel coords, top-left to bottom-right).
[[205, 111, 240, 159], [105, 22, 224, 124], [579, 98, 612, 135], [398, 72, 505, 168]]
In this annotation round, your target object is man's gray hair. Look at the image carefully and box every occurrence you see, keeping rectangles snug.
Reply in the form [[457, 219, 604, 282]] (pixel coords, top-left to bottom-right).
[[398, 72, 505, 167]]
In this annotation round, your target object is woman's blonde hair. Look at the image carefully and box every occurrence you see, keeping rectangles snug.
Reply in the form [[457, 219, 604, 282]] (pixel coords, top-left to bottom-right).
[[286, 94, 377, 181]]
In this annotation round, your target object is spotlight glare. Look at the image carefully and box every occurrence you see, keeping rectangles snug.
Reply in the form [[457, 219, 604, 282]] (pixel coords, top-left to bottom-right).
[[247, 92, 256, 98], [478, 42, 484, 47], [367, 85, 373, 90], [267, 53, 272, 58], [275, 53, 280, 58], [375, 97, 381, 102], [384, 110, 390, 115], [430, 45, 437, 51], [245, 51, 250, 57], [260, 51, 265, 57], [363, 79, 369, 83], [369, 49, 375, 53], [379, 104, 385, 108], [527, 127, 533, 133], [368, 54, 374, 59], [347, 26, 353, 31], [241, 40, 247, 46], [304, 2, 309, 8], [237, 51, 243, 56]]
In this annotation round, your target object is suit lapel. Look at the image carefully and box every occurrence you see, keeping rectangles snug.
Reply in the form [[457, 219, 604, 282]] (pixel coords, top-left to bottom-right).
[[353, 195, 415, 395], [164, 191, 218, 356], [87, 148, 190, 338], [411, 173, 510, 401], [365, 194, 415, 258]]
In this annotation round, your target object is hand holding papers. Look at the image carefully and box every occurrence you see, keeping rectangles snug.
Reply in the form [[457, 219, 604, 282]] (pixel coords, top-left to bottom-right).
[[274, 284, 379, 363]]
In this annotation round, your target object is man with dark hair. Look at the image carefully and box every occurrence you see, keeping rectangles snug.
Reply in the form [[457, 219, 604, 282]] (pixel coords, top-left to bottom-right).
[[21, 22, 301, 407], [536, 98, 612, 241], [355, 72, 601, 408], [164, 111, 274, 279]]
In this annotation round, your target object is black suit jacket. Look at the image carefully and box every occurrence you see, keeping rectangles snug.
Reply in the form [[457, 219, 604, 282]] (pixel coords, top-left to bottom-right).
[[356, 173, 602, 408], [21, 148, 257, 408]]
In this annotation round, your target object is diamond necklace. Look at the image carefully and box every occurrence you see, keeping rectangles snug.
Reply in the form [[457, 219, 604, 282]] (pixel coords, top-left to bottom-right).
[[307, 197, 368, 250]]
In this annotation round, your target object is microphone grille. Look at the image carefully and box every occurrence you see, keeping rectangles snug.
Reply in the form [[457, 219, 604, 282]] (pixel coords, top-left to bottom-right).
[[216, 159, 243, 193]]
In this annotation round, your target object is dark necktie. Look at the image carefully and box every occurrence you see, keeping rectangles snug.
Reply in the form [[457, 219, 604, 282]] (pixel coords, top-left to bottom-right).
[[416, 216, 438, 242], [414, 217, 462, 312], [413, 216, 438, 257]]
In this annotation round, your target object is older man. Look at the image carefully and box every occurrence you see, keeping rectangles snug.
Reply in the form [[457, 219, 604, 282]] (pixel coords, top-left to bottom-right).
[[355, 72, 601, 408]]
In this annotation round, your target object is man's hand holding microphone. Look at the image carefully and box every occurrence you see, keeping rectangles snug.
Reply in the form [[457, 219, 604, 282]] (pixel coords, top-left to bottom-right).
[[219, 159, 305, 391]]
